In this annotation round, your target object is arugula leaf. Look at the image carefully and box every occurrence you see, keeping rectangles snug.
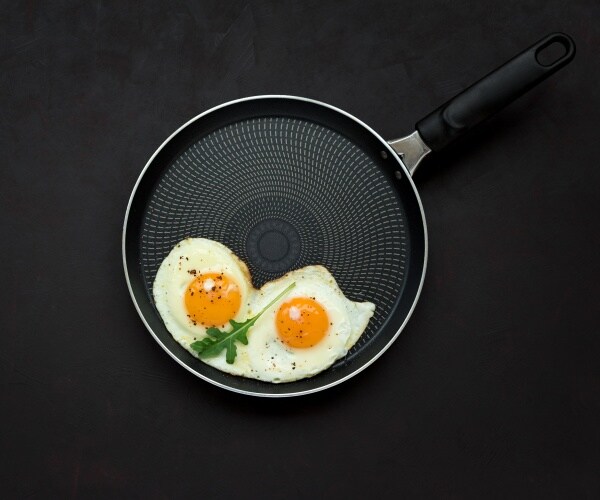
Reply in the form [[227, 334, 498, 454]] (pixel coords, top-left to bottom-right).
[[190, 281, 296, 364]]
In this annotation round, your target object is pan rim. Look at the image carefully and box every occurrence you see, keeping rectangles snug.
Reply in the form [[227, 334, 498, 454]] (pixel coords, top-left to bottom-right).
[[122, 94, 428, 397]]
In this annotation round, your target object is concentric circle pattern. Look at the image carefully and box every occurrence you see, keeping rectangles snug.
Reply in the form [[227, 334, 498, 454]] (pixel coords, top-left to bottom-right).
[[245, 217, 303, 274], [140, 117, 409, 357]]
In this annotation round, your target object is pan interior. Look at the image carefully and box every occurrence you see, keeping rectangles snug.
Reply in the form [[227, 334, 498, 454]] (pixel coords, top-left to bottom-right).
[[140, 116, 410, 362]]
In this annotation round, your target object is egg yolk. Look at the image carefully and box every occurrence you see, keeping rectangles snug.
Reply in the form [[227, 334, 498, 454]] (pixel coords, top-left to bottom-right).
[[184, 272, 241, 327], [276, 297, 329, 348]]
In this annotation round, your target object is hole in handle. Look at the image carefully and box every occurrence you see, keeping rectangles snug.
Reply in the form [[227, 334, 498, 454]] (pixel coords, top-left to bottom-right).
[[535, 34, 574, 67]]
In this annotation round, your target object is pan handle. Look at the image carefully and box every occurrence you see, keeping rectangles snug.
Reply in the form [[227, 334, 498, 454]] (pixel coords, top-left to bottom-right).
[[389, 33, 575, 174], [417, 32, 575, 151]]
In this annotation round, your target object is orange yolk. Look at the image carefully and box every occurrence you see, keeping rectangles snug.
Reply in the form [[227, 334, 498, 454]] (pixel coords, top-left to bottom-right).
[[276, 297, 329, 348], [184, 272, 241, 327]]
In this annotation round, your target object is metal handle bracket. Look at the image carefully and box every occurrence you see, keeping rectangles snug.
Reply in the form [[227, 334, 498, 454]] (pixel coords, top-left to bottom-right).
[[388, 131, 431, 176]]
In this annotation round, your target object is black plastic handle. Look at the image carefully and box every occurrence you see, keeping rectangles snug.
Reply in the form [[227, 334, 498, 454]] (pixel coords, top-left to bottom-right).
[[416, 33, 575, 152]]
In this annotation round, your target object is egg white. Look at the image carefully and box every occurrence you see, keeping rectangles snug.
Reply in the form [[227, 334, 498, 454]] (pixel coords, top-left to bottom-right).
[[245, 266, 375, 383], [153, 240, 376, 383], [152, 238, 254, 376]]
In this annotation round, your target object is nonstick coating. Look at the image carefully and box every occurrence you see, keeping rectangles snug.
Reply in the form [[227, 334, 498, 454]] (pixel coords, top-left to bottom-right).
[[123, 96, 427, 396]]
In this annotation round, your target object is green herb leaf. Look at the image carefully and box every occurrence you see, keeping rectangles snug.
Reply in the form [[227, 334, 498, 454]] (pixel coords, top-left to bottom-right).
[[190, 281, 295, 364]]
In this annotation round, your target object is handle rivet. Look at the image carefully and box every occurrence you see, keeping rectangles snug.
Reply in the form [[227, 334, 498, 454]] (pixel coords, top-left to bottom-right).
[[395, 171, 402, 180], [380, 150, 388, 159]]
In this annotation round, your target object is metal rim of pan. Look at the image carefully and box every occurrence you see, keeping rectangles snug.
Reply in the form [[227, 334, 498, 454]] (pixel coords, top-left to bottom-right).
[[122, 95, 428, 397]]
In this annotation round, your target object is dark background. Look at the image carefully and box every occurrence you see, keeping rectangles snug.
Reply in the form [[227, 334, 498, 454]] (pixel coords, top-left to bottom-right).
[[2, 0, 599, 498]]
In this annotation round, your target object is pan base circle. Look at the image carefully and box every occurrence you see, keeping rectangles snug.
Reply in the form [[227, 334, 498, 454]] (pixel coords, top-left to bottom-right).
[[246, 218, 301, 273]]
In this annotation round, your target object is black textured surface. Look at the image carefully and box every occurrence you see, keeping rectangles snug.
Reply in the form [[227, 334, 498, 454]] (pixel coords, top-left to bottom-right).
[[2, 1, 599, 498], [132, 109, 416, 395], [123, 97, 427, 396]]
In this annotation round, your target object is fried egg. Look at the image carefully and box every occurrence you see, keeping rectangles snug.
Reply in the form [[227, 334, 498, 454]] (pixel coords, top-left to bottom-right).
[[153, 239, 376, 382], [152, 238, 254, 376], [246, 266, 375, 382]]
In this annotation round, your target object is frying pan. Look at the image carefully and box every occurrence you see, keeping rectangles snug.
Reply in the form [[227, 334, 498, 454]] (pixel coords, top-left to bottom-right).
[[123, 33, 575, 397]]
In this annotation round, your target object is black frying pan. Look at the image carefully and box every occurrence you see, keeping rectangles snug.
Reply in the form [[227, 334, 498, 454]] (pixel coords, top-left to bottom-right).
[[123, 33, 575, 397]]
